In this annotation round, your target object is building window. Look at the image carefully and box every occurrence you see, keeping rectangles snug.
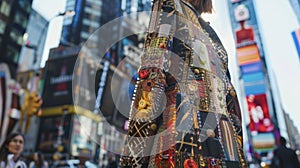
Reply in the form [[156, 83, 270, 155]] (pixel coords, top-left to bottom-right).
[[0, 1, 11, 16], [10, 28, 23, 45], [0, 19, 6, 34], [7, 46, 19, 63], [18, 0, 31, 13], [14, 12, 28, 28]]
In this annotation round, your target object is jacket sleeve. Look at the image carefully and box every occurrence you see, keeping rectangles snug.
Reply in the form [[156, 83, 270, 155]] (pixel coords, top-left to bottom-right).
[[120, 0, 177, 167]]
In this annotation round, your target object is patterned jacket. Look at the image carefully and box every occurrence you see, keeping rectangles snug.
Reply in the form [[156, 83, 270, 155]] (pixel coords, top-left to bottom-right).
[[121, 0, 247, 167]]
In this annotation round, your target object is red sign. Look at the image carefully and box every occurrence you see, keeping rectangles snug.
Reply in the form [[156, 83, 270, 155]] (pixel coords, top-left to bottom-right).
[[236, 27, 254, 44], [246, 94, 274, 133]]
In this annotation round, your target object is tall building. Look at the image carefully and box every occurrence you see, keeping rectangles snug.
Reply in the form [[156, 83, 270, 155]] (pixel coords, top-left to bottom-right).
[[123, 0, 152, 14], [60, 0, 152, 63], [61, 0, 101, 45], [289, 0, 300, 23], [284, 112, 300, 150], [227, 0, 281, 164], [18, 9, 48, 72], [289, 0, 300, 59], [38, 46, 100, 161], [39, 0, 153, 164], [61, 0, 123, 46], [0, 0, 33, 77]]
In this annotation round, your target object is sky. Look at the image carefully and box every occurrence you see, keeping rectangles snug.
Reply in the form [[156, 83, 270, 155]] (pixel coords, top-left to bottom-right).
[[32, 0, 67, 67], [32, 0, 300, 132]]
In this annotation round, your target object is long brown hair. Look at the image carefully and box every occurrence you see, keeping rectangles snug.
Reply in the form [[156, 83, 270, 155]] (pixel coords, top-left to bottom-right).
[[0, 132, 25, 162], [34, 151, 45, 168], [185, 0, 213, 14]]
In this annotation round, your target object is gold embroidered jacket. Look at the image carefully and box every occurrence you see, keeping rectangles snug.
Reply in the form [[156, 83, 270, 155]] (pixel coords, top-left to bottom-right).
[[121, 0, 247, 167]]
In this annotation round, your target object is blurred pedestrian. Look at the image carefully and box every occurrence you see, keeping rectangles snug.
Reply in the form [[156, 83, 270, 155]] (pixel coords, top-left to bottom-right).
[[271, 136, 300, 168], [108, 155, 117, 168], [0, 132, 27, 168], [28, 151, 48, 168]]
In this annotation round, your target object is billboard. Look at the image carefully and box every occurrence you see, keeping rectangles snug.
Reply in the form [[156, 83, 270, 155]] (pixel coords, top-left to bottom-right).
[[237, 44, 260, 65], [235, 26, 254, 45], [240, 62, 262, 74], [242, 72, 266, 95], [234, 4, 250, 22], [42, 57, 76, 107], [246, 94, 274, 133], [252, 132, 275, 153]]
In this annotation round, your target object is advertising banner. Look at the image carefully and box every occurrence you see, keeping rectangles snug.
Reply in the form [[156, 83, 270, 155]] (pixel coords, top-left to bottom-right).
[[291, 28, 300, 59], [234, 4, 250, 22], [246, 94, 274, 133], [42, 57, 76, 107], [240, 62, 262, 74], [235, 26, 255, 45], [252, 132, 275, 153], [242, 72, 266, 95], [237, 44, 260, 65]]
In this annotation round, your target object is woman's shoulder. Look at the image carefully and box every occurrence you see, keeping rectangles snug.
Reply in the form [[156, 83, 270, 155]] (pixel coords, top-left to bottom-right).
[[28, 161, 35, 168], [15, 160, 27, 168]]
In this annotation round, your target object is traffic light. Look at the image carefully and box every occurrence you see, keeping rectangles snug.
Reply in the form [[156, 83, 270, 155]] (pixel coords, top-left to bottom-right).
[[26, 91, 43, 116], [22, 91, 43, 133]]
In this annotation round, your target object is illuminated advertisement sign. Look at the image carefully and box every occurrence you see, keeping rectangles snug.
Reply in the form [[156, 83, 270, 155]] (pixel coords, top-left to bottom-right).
[[246, 94, 274, 133], [234, 4, 250, 22], [291, 28, 300, 59], [235, 25, 255, 45], [252, 132, 275, 153], [42, 57, 76, 107], [242, 72, 266, 95], [240, 62, 262, 74], [237, 44, 260, 65]]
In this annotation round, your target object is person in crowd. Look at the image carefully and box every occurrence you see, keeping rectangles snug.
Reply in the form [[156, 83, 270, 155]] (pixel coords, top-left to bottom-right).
[[108, 155, 117, 168], [28, 151, 48, 168], [120, 0, 247, 167], [271, 136, 300, 168], [0, 132, 27, 168]]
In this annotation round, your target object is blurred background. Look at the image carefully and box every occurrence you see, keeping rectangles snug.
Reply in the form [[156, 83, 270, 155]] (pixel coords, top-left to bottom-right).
[[0, 0, 299, 167]]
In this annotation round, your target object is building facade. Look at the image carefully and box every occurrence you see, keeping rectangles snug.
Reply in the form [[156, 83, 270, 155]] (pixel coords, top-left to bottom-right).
[[0, 0, 33, 77], [18, 9, 48, 72], [227, 0, 281, 165]]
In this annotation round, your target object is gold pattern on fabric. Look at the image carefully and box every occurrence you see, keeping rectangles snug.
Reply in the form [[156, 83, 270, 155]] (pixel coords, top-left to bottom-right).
[[121, 0, 247, 167]]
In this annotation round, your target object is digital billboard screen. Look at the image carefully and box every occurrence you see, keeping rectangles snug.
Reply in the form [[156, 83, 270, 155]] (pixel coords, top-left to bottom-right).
[[246, 94, 274, 133]]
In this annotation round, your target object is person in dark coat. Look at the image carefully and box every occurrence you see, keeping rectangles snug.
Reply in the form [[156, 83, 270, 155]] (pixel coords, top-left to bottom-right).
[[271, 136, 299, 168]]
